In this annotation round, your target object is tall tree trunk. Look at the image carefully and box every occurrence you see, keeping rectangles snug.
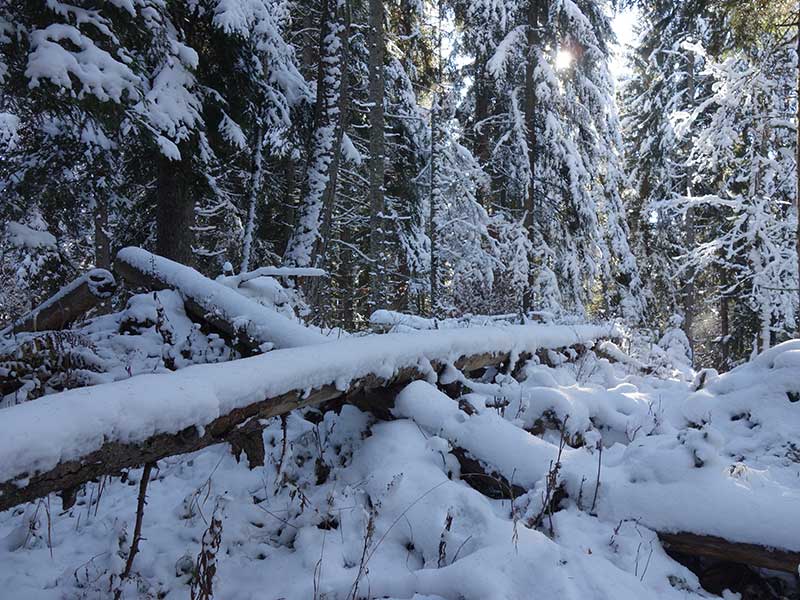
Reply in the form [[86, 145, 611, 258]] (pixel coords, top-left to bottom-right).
[[796, 16, 800, 324], [93, 194, 110, 271], [339, 223, 354, 330], [429, 96, 438, 316], [522, 0, 541, 312], [279, 156, 297, 257], [367, 0, 386, 310], [284, 0, 350, 278], [241, 125, 264, 274], [474, 53, 491, 209], [683, 52, 696, 357], [314, 0, 351, 270], [429, 0, 443, 317], [156, 153, 194, 265], [719, 291, 729, 372]]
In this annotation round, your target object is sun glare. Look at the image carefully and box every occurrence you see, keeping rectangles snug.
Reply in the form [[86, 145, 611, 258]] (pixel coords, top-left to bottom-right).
[[555, 49, 573, 70]]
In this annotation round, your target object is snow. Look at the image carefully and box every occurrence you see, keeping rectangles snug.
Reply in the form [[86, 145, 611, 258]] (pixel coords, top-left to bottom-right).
[[370, 309, 520, 332], [25, 24, 140, 102], [6, 221, 57, 250], [0, 112, 20, 150]]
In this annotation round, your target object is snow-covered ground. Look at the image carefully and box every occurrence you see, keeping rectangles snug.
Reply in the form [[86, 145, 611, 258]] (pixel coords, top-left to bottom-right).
[[1, 324, 798, 599]]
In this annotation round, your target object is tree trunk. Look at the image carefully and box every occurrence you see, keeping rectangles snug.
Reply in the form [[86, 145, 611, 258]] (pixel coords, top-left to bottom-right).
[[280, 156, 297, 257], [367, 0, 386, 310], [429, 0, 443, 317], [93, 194, 111, 271], [156, 153, 194, 265], [719, 287, 729, 372], [683, 52, 696, 357], [241, 125, 264, 274], [339, 224, 355, 330], [522, 0, 541, 312], [474, 53, 491, 209], [658, 532, 800, 574], [314, 0, 350, 270], [284, 0, 350, 274], [115, 247, 327, 351], [796, 16, 800, 324], [429, 94, 439, 317]]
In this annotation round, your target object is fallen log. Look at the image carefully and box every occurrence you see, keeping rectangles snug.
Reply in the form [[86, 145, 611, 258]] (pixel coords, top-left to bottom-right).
[[114, 247, 327, 352], [1, 269, 116, 335], [0, 323, 613, 512], [658, 532, 800, 574]]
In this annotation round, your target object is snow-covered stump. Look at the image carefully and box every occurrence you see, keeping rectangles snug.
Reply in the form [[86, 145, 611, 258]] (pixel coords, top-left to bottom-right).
[[1, 269, 116, 335], [114, 247, 327, 352], [0, 323, 615, 512]]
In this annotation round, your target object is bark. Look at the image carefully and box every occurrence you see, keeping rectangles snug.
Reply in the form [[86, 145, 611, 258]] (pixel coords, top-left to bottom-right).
[[719, 290, 729, 371], [156, 152, 194, 265], [659, 532, 800, 574], [1, 269, 116, 335], [286, 0, 350, 276], [313, 0, 351, 271], [280, 156, 297, 257], [451, 447, 527, 500], [339, 225, 355, 330], [367, 0, 386, 310]]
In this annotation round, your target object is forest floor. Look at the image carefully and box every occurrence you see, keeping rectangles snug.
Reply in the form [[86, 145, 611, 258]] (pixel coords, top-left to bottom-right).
[[1, 308, 799, 599]]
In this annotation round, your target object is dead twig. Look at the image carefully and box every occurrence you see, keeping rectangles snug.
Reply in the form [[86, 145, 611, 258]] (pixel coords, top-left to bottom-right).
[[114, 462, 155, 599]]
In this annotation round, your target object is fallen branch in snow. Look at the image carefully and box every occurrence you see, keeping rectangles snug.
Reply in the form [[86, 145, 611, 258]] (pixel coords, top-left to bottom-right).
[[114, 247, 327, 352], [451, 447, 526, 500], [1, 269, 116, 335], [658, 531, 800, 574], [114, 462, 154, 599], [396, 380, 800, 578], [594, 341, 652, 374]]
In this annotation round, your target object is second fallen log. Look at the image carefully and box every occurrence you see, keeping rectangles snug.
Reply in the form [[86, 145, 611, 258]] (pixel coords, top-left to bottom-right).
[[1, 269, 116, 335], [114, 247, 327, 352]]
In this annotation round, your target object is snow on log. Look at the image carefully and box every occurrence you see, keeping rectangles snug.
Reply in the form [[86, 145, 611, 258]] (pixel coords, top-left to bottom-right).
[[0, 323, 614, 511], [395, 380, 557, 490], [369, 309, 520, 333], [234, 266, 327, 282], [0, 269, 116, 335], [114, 247, 327, 351], [395, 381, 800, 574]]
